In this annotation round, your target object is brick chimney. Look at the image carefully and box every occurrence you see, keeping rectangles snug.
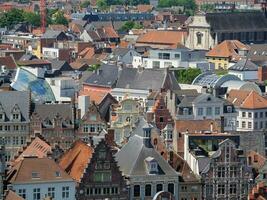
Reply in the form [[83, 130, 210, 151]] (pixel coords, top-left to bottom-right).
[[258, 65, 267, 82]]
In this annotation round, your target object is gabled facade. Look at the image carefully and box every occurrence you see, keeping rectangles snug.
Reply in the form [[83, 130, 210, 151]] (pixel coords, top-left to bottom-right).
[[30, 104, 75, 150], [0, 91, 31, 162], [201, 139, 252, 200], [111, 98, 140, 146], [77, 103, 107, 143], [77, 140, 128, 200]]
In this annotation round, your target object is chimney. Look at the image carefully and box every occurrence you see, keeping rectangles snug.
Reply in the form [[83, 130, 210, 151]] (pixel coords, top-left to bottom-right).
[[105, 129, 115, 146], [220, 116, 225, 133], [78, 95, 90, 119], [210, 122, 214, 132], [258, 65, 267, 82]]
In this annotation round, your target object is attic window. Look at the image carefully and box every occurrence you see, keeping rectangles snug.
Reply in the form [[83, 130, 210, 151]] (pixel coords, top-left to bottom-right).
[[55, 171, 61, 177], [32, 172, 40, 179], [145, 157, 158, 174]]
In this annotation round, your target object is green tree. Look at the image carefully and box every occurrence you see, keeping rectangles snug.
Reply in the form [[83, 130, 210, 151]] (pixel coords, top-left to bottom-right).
[[51, 10, 68, 26], [175, 68, 201, 84], [96, 0, 108, 10], [119, 21, 143, 32], [88, 64, 101, 71], [23, 12, 40, 27], [80, 0, 90, 8], [200, 4, 215, 12], [0, 8, 24, 28], [158, 0, 196, 15]]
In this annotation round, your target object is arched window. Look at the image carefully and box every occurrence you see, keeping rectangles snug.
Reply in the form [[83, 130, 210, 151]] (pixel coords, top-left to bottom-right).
[[196, 32, 203, 45]]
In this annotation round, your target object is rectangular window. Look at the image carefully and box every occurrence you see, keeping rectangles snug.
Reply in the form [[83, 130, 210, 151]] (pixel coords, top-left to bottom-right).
[[18, 189, 26, 199], [230, 166, 237, 177], [218, 184, 225, 195], [145, 184, 151, 196], [134, 185, 140, 197], [248, 122, 252, 129], [174, 54, 180, 59], [248, 112, 252, 118], [215, 107, 220, 115], [255, 112, 258, 118], [242, 112, 246, 117], [260, 112, 263, 118], [206, 107, 212, 116], [156, 184, 163, 192], [230, 184, 237, 194], [197, 108, 203, 116], [164, 62, 172, 68], [94, 171, 111, 182], [13, 114, 19, 119], [217, 166, 225, 177], [159, 116, 164, 123], [242, 121, 246, 128], [48, 187, 55, 199], [168, 183, 174, 194], [152, 61, 160, 68], [255, 122, 258, 129], [62, 186, 69, 199], [33, 188, 41, 200]]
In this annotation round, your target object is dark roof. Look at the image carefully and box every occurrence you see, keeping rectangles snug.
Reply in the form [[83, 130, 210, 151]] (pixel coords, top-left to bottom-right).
[[113, 48, 130, 57], [19, 54, 38, 61], [206, 12, 267, 32], [116, 68, 180, 91], [84, 64, 118, 88], [33, 103, 74, 122], [228, 59, 258, 71], [115, 121, 178, 177], [87, 30, 101, 41], [0, 56, 17, 69], [0, 91, 30, 122], [42, 30, 66, 39], [248, 44, 267, 63], [49, 60, 73, 71]]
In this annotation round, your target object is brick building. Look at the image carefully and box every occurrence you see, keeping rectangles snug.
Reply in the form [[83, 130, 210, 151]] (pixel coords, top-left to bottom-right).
[[77, 139, 128, 200]]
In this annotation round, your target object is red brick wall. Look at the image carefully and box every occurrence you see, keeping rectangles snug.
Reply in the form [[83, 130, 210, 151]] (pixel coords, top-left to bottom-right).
[[258, 66, 267, 82]]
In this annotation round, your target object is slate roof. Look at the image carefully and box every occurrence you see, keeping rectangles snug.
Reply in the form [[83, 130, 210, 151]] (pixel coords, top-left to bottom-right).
[[115, 134, 178, 177], [42, 30, 65, 39], [248, 44, 267, 64], [228, 59, 258, 71], [33, 103, 73, 122], [49, 60, 73, 71], [7, 157, 73, 184], [116, 68, 180, 91], [0, 91, 30, 122], [206, 12, 267, 32], [84, 64, 118, 88]]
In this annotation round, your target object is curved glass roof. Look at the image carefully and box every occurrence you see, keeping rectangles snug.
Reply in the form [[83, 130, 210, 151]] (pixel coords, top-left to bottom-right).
[[192, 72, 240, 88], [11, 68, 55, 102]]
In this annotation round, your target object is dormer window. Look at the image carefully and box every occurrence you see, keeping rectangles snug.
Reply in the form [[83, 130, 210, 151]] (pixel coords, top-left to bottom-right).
[[0, 114, 4, 121], [11, 104, 21, 121], [145, 157, 158, 174], [13, 114, 19, 120], [144, 129, 151, 138], [55, 171, 61, 177], [32, 172, 40, 179]]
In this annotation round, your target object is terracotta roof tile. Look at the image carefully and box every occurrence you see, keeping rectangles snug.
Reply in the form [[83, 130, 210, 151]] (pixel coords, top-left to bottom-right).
[[49, 24, 68, 32], [206, 40, 250, 61], [103, 26, 119, 38], [59, 140, 93, 182], [7, 157, 72, 184], [136, 30, 187, 46], [78, 47, 95, 59], [80, 89, 109, 104], [137, 4, 153, 13], [228, 89, 267, 109], [175, 119, 221, 133], [0, 56, 17, 69], [5, 190, 24, 200], [12, 137, 52, 165]]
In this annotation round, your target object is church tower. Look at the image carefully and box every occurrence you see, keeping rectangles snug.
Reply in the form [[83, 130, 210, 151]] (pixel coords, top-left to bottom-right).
[[186, 12, 214, 50]]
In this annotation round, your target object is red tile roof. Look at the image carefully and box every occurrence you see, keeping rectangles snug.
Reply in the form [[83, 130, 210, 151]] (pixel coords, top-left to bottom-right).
[[137, 4, 153, 12], [103, 26, 119, 38], [5, 190, 24, 200], [78, 47, 95, 59], [206, 40, 250, 61], [0, 56, 17, 69], [12, 137, 52, 165], [80, 88, 109, 104], [175, 119, 221, 133], [58, 140, 93, 182], [228, 90, 267, 109], [136, 30, 187, 47]]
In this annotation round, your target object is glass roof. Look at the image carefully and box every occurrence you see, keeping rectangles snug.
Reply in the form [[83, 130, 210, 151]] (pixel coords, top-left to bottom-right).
[[11, 68, 56, 102]]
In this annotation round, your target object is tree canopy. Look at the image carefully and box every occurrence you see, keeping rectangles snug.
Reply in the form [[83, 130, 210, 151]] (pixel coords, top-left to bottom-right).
[[175, 68, 201, 84], [158, 0, 196, 15], [51, 10, 68, 26], [0, 8, 40, 28], [119, 21, 143, 32], [96, 0, 149, 9]]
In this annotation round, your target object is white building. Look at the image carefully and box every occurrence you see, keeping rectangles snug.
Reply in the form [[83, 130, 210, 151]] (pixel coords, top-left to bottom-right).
[[228, 90, 267, 131], [228, 59, 258, 81], [7, 157, 76, 200], [132, 48, 211, 70]]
